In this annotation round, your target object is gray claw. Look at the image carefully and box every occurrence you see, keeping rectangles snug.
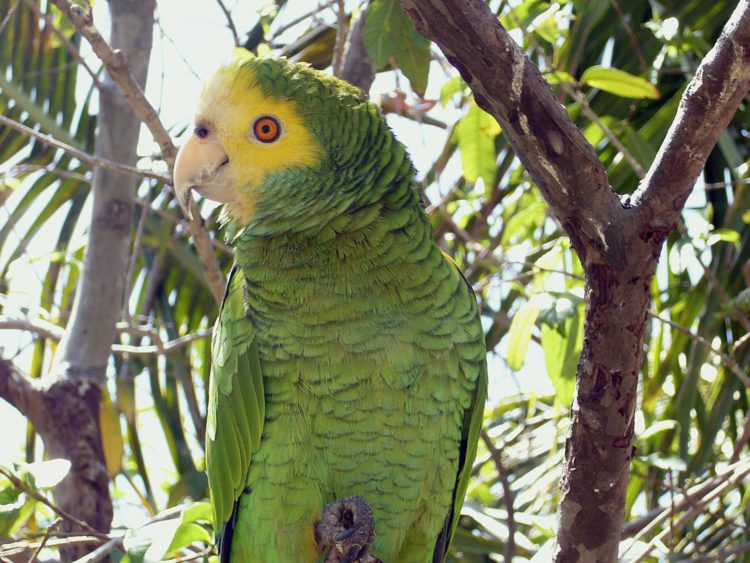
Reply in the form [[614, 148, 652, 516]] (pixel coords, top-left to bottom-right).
[[315, 496, 380, 563]]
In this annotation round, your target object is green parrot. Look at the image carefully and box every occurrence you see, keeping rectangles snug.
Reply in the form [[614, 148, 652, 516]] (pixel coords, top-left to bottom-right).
[[173, 53, 487, 563]]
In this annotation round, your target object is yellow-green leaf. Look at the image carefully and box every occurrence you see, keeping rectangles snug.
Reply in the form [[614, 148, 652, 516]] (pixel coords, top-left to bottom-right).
[[457, 103, 501, 188], [506, 300, 541, 371], [541, 305, 583, 406], [581, 66, 660, 99], [545, 70, 575, 85], [99, 389, 123, 479]]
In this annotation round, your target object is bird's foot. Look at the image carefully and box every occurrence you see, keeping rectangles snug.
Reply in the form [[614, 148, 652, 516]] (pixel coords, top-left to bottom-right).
[[315, 495, 380, 563]]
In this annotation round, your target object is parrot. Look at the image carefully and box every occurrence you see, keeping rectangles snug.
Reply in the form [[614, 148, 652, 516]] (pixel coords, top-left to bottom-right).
[[172, 53, 487, 563]]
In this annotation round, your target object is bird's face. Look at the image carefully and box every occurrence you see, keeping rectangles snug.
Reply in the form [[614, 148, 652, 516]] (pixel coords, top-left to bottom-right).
[[173, 58, 323, 226]]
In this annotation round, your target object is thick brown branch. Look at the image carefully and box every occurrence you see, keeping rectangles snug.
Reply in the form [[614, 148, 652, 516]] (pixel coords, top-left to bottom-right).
[[337, 3, 375, 93], [0, 358, 44, 429], [397, 0, 623, 264], [632, 0, 750, 234]]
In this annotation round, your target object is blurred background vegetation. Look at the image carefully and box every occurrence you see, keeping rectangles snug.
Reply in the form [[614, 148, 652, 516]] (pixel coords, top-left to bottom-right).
[[1, 0, 750, 561]]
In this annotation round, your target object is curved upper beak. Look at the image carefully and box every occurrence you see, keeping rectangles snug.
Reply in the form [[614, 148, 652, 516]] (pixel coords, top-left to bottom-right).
[[173, 132, 234, 220]]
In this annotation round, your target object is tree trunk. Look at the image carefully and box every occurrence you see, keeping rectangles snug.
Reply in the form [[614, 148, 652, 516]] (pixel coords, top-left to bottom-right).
[[43, 1, 153, 559]]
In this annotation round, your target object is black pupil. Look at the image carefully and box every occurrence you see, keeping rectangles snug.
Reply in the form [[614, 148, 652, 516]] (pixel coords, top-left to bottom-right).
[[195, 125, 209, 138], [261, 124, 271, 134]]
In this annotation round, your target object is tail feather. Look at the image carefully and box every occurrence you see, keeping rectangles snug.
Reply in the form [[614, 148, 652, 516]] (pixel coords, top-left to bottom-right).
[[217, 501, 239, 562]]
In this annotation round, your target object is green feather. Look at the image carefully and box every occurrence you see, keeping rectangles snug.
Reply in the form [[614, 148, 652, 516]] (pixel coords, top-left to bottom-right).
[[206, 266, 264, 535], [200, 57, 486, 562]]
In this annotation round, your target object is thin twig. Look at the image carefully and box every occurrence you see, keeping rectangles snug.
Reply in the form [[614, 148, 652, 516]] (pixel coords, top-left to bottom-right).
[[0, 315, 65, 341], [0, 114, 170, 183], [166, 545, 213, 563], [0, 0, 19, 36], [731, 406, 750, 463], [214, 0, 240, 46], [122, 186, 153, 323], [26, 518, 61, 563], [0, 536, 104, 558], [622, 459, 750, 560], [22, 0, 106, 91], [480, 429, 516, 561], [332, 0, 348, 77], [609, 0, 649, 72], [0, 315, 212, 356], [49, 0, 226, 303], [270, 1, 338, 39], [112, 327, 213, 356], [72, 537, 123, 563], [0, 467, 110, 541], [648, 311, 750, 387], [10, 164, 89, 183], [49, 1, 176, 164]]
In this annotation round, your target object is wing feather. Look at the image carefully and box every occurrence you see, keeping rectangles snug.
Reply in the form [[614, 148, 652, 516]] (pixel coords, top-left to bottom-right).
[[433, 261, 488, 562], [206, 266, 265, 558]]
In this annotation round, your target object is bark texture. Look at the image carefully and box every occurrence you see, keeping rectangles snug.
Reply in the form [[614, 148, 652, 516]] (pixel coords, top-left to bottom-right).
[[0, 2, 154, 560], [398, 0, 750, 561], [52, 0, 154, 383], [338, 4, 376, 94]]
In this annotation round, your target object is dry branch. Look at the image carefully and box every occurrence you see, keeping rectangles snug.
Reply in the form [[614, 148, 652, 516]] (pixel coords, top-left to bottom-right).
[[49, 0, 225, 303], [0, 114, 170, 184], [337, 2, 376, 93]]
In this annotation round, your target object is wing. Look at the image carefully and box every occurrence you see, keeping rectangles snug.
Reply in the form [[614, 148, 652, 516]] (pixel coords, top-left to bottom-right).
[[206, 265, 265, 559], [433, 260, 488, 562]]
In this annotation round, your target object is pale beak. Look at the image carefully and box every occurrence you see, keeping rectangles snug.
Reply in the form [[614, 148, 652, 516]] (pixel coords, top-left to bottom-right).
[[173, 131, 235, 220]]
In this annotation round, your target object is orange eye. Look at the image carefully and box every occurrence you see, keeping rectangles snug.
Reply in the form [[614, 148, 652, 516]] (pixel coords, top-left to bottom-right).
[[253, 116, 281, 143]]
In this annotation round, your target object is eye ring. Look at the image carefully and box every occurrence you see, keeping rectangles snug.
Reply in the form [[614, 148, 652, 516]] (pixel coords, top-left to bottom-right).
[[252, 116, 282, 143]]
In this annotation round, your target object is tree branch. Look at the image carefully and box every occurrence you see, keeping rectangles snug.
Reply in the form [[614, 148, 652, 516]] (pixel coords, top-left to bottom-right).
[[50, 0, 225, 303], [0, 114, 170, 184], [0, 358, 44, 430], [632, 0, 750, 234], [0, 315, 212, 357], [397, 0, 623, 264], [337, 2, 376, 93]]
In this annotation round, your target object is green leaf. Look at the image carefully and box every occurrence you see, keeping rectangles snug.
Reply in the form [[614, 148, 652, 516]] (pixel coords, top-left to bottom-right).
[[538, 292, 584, 330], [0, 475, 36, 537], [530, 3, 564, 44], [541, 304, 583, 406], [440, 76, 464, 107], [706, 227, 740, 246], [639, 453, 688, 472], [363, 0, 398, 67], [124, 518, 183, 563], [545, 70, 576, 85], [580, 66, 660, 99], [457, 103, 501, 188], [363, 0, 431, 94], [506, 300, 541, 371], [637, 420, 678, 443], [122, 502, 213, 563]]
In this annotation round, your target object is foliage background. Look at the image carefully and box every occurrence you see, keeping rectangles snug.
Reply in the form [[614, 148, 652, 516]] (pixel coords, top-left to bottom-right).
[[1, 0, 749, 561]]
